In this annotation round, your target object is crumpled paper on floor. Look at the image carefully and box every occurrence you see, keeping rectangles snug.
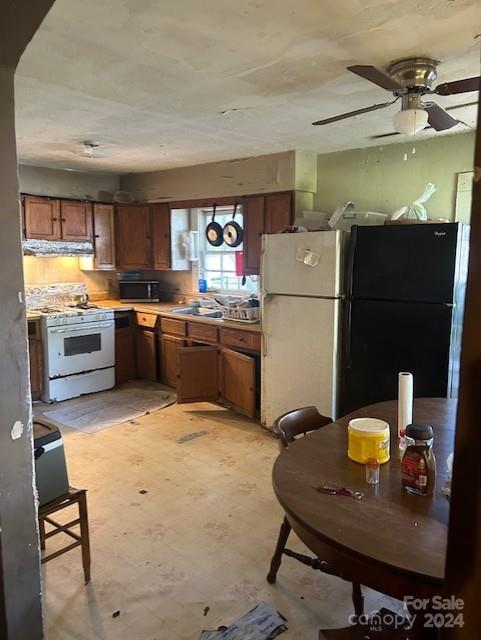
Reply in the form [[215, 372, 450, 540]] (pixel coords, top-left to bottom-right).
[[199, 602, 287, 640]]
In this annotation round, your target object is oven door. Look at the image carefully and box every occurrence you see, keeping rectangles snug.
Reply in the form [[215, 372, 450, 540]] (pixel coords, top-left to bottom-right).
[[46, 320, 115, 378]]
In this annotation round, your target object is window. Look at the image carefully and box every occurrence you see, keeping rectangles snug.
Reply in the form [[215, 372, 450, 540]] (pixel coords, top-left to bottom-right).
[[199, 206, 258, 293]]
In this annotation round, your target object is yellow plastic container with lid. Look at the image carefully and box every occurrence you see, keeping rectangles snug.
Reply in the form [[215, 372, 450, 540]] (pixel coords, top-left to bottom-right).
[[348, 418, 390, 464]]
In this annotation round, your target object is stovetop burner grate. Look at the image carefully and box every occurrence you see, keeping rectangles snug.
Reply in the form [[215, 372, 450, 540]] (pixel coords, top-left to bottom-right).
[[30, 306, 65, 314]]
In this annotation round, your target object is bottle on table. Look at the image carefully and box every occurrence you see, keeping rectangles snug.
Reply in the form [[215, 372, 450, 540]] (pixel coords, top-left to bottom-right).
[[401, 424, 436, 496]]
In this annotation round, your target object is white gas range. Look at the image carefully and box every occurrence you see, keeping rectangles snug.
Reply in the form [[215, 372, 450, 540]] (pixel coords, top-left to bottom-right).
[[30, 304, 115, 403]]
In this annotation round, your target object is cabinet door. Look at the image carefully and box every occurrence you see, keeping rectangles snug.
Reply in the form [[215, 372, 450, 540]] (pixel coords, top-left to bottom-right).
[[116, 205, 152, 270], [160, 334, 184, 387], [135, 329, 158, 381], [264, 192, 293, 234], [60, 201, 93, 241], [115, 327, 136, 385], [93, 204, 116, 269], [152, 203, 171, 270], [29, 340, 43, 400], [24, 196, 61, 240], [243, 195, 265, 276], [219, 347, 256, 419], [176, 346, 218, 403]]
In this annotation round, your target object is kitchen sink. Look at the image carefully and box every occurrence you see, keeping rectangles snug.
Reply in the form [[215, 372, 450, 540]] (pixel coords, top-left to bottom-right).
[[169, 307, 223, 319]]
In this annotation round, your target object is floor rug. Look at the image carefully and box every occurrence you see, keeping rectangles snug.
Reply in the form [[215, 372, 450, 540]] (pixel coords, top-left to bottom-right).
[[36, 382, 176, 434]]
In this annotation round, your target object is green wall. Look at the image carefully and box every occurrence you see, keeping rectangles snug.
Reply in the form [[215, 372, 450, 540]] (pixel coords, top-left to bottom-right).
[[314, 131, 476, 221]]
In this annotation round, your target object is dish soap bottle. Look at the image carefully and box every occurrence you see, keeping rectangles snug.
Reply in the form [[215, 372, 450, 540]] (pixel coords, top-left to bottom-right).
[[401, 424, 436, 496]]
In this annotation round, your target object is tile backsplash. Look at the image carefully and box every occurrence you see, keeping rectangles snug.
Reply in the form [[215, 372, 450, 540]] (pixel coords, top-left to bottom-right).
[[23, 256, 117, 300], [25, 282, 87, 308]]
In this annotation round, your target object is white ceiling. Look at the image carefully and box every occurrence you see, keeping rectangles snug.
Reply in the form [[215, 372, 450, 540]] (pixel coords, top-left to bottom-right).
[[15, 0, 481, 174]]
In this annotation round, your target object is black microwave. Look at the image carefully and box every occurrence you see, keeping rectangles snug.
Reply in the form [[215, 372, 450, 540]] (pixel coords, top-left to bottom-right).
[[119, 281, 161, 302]]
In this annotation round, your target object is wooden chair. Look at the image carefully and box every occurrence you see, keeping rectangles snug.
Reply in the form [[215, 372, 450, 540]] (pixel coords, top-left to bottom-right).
[[38, 487, 91, 584], [267, 406, 364, 618]]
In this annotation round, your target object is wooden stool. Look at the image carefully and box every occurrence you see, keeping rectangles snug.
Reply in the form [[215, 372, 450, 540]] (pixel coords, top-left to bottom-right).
[[38, 487, 91, 584]]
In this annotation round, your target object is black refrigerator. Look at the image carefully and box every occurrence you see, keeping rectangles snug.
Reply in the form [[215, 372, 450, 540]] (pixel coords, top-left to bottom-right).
[[339, 223, 469, 416]]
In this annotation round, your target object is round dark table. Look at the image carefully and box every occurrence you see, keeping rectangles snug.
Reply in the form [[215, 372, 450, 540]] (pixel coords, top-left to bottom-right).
[[272, 399, 455, 601]]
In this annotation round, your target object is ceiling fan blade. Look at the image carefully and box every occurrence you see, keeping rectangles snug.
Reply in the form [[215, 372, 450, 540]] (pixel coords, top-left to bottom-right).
[[369, 100, 477, 140], [312, 99, 397, 126], [347, 65, 403, 91], [435, 76, 480, 96], [370, 131, 402, 140], [423, 102, 459, 131], [446, 100, 479, 111]]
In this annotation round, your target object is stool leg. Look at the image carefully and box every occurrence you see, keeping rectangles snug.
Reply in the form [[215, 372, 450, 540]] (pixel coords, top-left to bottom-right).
[[266, 517, 291, 584], [352, 581, 364, 618], [78, 492, 91, 584], [39, 517, 46, 551]]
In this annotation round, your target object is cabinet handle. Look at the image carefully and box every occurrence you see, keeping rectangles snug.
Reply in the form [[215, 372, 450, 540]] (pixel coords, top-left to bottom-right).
[[52, 217, 58, 221], [95, 234, 100, 238], [61, 218, 66, 222]]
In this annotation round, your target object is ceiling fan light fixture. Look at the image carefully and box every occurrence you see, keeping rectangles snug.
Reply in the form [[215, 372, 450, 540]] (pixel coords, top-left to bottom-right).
[[393, 108, 428, 135]]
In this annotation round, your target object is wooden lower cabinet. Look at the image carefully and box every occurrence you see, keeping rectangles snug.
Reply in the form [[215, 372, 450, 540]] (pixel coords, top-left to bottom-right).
[[135, 329, 158, 382], [29, 339, 43, 400], [160, 334, 184, 387], [176, 346, 219, 403], [174, 327, 260, 419], [115, 327, 136, 385], [219, 347, 256, 419], [129, 315, 261, 420]]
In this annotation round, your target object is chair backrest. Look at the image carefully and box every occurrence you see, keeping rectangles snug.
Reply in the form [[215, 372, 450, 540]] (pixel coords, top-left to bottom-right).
[[273, 406, 332, 448]]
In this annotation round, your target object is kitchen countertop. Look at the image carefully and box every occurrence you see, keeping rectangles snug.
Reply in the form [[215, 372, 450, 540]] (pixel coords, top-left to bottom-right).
[[26, 311, 42, 321], [98, 300, 262, 333]]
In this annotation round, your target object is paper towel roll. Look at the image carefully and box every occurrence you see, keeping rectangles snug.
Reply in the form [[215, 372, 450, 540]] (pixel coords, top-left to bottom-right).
[[398, 372, 413, 437]]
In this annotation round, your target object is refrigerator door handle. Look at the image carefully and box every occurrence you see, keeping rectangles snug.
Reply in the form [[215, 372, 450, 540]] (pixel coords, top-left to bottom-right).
[[346, 226, 357, 298], [261, 293, 271, 357], [345, 298, 353, 369]]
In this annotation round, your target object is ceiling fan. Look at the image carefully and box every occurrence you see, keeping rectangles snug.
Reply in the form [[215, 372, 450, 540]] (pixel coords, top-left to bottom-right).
[[369, 100, 479, 139], [312, 58, 480, 135], [71, 140, 111, 159]]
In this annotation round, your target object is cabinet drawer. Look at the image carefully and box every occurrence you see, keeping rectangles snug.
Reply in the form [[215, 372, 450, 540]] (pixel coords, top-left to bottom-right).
[[187, 321, 218, 344], [161, 317, 187, 337], [135, 312, 158, 329], [220, 328, 261, 352]]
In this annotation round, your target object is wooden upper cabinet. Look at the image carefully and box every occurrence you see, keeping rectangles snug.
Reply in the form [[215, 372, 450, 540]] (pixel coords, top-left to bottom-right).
[[116, 205, 153, 270], [152, 203, 171, 270], [93, 204, 116, 270], [243, 195, 265, 276], [60, 201, 93, 241], [24, 196, 61, 240], [176, 346, 219, 403], [264, 192, 293, 234]]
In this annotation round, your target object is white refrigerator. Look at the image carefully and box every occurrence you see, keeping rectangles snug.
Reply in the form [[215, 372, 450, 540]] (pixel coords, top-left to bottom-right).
[[261, 230, 344, 428]]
